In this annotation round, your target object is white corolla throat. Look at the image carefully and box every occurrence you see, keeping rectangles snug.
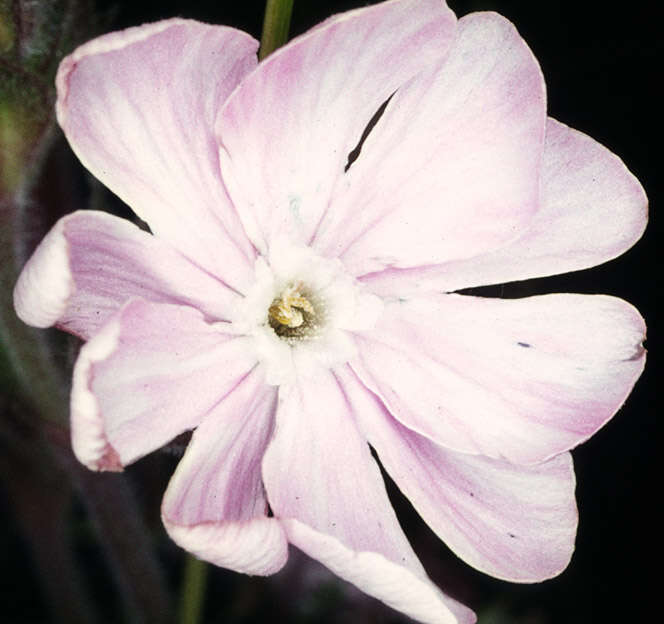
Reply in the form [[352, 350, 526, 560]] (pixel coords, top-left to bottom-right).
[[232, 241, 383, 386]]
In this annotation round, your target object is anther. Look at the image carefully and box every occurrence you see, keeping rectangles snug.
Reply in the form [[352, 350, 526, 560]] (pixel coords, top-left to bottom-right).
[[268, 283, 317, 336]]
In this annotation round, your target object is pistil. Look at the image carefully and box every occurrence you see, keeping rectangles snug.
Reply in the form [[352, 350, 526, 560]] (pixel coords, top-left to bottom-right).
[[268, 283, 317, 337]]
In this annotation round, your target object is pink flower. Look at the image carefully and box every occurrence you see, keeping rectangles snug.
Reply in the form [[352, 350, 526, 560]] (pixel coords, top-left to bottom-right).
[[14, 1, 647, 622]]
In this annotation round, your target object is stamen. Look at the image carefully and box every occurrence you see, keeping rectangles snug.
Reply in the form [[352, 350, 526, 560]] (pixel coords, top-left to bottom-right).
[[268, 283, 317, 335]]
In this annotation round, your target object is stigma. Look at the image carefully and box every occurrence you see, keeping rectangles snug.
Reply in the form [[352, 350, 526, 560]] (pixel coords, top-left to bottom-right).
[[269, 283, 314, 330]]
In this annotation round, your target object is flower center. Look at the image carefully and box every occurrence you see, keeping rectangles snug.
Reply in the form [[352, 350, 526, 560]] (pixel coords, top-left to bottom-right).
[[268, 282, 324, 340], [230, 241, 384, 385]]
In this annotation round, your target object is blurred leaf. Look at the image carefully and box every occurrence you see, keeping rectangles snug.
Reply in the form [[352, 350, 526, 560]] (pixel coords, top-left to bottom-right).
[[0, 0, 93, 419]]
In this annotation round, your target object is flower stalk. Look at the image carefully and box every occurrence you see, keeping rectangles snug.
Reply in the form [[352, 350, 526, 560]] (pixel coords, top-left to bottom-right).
[[259, 0, 294, 60], [178, 553, 209, 624]]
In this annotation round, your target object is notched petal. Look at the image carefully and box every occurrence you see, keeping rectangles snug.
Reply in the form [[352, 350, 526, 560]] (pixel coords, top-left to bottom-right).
[[344, 95, 393, 173], [216, 0, 456, 253]]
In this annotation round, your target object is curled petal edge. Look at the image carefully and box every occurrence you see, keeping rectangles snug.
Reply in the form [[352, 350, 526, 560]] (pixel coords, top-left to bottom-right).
[[14, 219, 73, 329], [162, 516, 289, 576], [70, 313, 123, 471], [284, 518, 476, 624]]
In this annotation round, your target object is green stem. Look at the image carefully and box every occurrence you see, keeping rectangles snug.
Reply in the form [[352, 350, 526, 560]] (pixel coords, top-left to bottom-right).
[[178, 553, 209, 624], [259, 0, 294, 60]]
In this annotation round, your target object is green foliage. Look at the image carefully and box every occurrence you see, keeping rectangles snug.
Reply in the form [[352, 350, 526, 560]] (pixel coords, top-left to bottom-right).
[[0, 0, 96, 418]]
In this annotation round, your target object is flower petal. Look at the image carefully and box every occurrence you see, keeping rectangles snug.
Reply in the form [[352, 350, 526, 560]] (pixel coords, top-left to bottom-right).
[[361, 118, 648, 296], [216, 0, 456, 254], [337, 365, 577, 581], [56, 19, 258, 290], [161, 368, 287, 575], [71, 299, 256, 471], [314, 12, 545, 274], [352, 293, 646, 464], [262, 369, 475, 624], [14, 211, 238, 340]]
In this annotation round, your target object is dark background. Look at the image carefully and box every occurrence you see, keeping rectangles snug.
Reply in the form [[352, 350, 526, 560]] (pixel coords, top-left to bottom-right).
[[2, 1, 659, 623]]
